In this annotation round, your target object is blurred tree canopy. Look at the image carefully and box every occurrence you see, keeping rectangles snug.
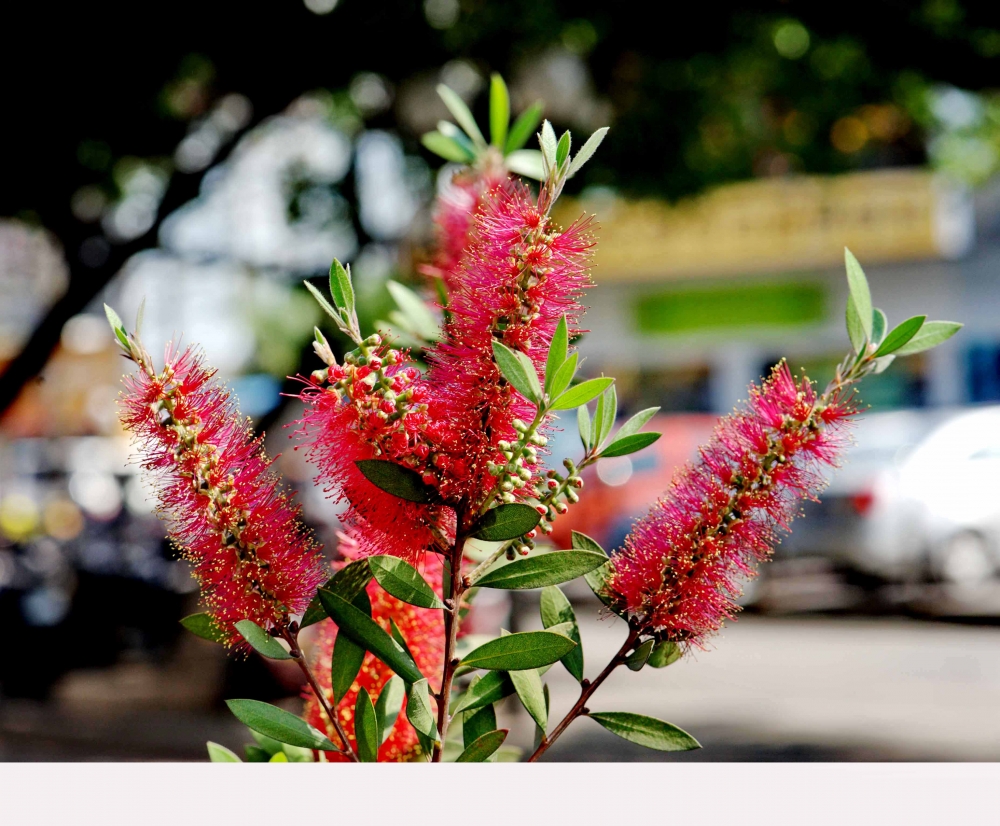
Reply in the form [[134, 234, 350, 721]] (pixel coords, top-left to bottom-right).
[[1, 0, 999, 409]]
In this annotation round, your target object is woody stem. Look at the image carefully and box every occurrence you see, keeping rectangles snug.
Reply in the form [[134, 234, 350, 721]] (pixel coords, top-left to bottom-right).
[[279, 625, 358, 762], [432, 529, 466, 762]]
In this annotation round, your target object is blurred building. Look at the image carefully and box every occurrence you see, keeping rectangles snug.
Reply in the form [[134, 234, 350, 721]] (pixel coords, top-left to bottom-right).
[[564, 168, 994, 415]]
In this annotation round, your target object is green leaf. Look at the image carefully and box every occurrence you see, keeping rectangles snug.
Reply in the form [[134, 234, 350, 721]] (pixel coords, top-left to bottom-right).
[[455, 729, 508, 762], [304, 280, 340, 324], [330, 628, 365, 704], [269, 751, 288, 762], [625, 639, 655, 671], [600, 432, 662, 458], [510, 668, 547, 730], [460, 630, 577, 671], [317, 589, 423, 684], [545, 316, 569, 394], [301, 558, 373, 629], [568, 126, 609, 177], [463, 704, 498, 750], [872, 354, 896, 374], [475, 550, 608, 590], [406, 678, 439, 743], [489, 73, 510, 149], [491, 340, 540, 403], [452, 670, 515, 714], [134, 297, 146, 337], [595, 386, 617, 449], [374, 675, 405, 746], [571, 531, 607, 555], [355, 459, 437, 504], [893, 320, 963, 355], [225, 700, 337, 751], [354, 688, 379, 762], [584, 560, 619, 613], [647, 640, 683, 669], [329, 259, 355, 316], [369, 555, 444, 609], [504, 149, 545, 180], [846, 296, 866, 354], [250, 729, 285, 756], [437, 120, 477, 155], [540, 585, 584, 682], [234, 620, 291, 660], [587, 712, 701, 752], [539, 120, 558, 167], [871, 308, 887, 346], [207, 741, 241, 762], [386, 281, 440, 342], [552, 377, 614, 410], [506, 102, 543, 154], [389, 618, 417, 664], [421, 130, 476, 163], [577, 403, 592, 450], [875, 315, 926, 357], [555, 131, 571, 169], [104, 303, 124, 334], [844, 248, 873, 341], [549, 352, 578, 399], [437, 84, 486, 148], [473, 503, 542, 542], [244, 745, 270, 762], [180, 612, 227, 645], [610, 407, 660, 443]]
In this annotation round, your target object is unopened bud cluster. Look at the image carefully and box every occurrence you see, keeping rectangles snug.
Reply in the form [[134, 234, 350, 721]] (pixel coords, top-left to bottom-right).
[[533, 458, 585, 534], [486, 418, 548, 505]]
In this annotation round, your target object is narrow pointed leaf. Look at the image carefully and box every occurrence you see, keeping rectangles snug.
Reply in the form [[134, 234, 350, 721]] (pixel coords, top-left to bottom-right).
[[872, 354, 896, 374], [374, 675, 405, 746], [328, 259, 355, 315], [301, 558, 373, 629], [234, 620, 291, 660], [389, 618, 417, 665], [244, 745, 270, 762], [437, 84, 486, 148], [387, 281, 440, 342], [539, 120, 558, 166], [473, 503, 541, 542], [421, 130, 475, 163], [871, 308, 887, 346], [304, 280, 340, 323], [268, 751, 288, 762], [489, 73, 509, 149], [846, 296, 866, 354], [510, 668, 547, 730], [611, 407, 660, 442], [225, 700, 337, 751], [456, 729, 508, 762], [577, 403, 592, 450], [505, 102, 544, 153], [545, 316, 569, 393], [568, 126, 609, 177], [475, 550, 607, 590], [552, 377, 614, 410], [894, 320, 963, 355], [844, 248, 873, 340], [555, 131, 571, 169], [600, 432, 662, 458], [354, 688, 379, 762], [625, 639, 655, 671], [331, 630, 365, 704], [549, 352, 578, 399], [587, 712, 701, 752], [207, 742, 241, 762], [406, 678, 439, 741], [571, 531, 607, 555], [180, 613, 227, 645], [875, 315, 926, 357], [318, 589, 423, 684], [355, 459, 437, 503], [463, 704, 498, 750], [516, 349, 543, 401], [504, 149, 545, 180], [453, 670, 515, 713], [540, 585, 583, 682], [459, 630, 577, 671], [369, 555, 444, 609], [647, 640, 683, 669], [492, 340, 539, 403], [598, 386, 617, 449]]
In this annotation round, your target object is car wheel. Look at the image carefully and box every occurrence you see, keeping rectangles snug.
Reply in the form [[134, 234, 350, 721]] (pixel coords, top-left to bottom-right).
[[933, 532, 996, 586]]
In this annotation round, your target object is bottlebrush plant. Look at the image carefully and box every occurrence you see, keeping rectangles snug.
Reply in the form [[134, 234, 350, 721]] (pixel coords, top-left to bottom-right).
[[106, 76, 962, 763]]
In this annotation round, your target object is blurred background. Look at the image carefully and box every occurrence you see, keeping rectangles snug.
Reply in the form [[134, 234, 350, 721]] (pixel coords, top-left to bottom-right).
[[2, 0, 1000, 761]]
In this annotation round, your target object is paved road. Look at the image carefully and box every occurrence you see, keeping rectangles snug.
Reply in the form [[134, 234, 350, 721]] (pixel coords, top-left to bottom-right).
[[509, 599, 1000, 761]]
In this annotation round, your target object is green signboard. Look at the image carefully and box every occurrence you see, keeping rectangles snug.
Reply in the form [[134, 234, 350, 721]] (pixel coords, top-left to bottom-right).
[[635, 279, 827, 335]]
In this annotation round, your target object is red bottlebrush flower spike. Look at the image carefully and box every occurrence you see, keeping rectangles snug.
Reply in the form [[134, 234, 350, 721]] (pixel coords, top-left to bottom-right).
[[420, 163, 509, 292], [118, 345, 326, 647], [421, 183, 595, 505], [303, 543, 445, 762], [295, 342, 449, 564], [606, 362, 857, 648]]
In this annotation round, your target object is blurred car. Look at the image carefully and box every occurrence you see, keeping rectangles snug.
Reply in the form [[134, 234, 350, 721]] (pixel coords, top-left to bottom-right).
[[854, 405, 1000, 586]]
